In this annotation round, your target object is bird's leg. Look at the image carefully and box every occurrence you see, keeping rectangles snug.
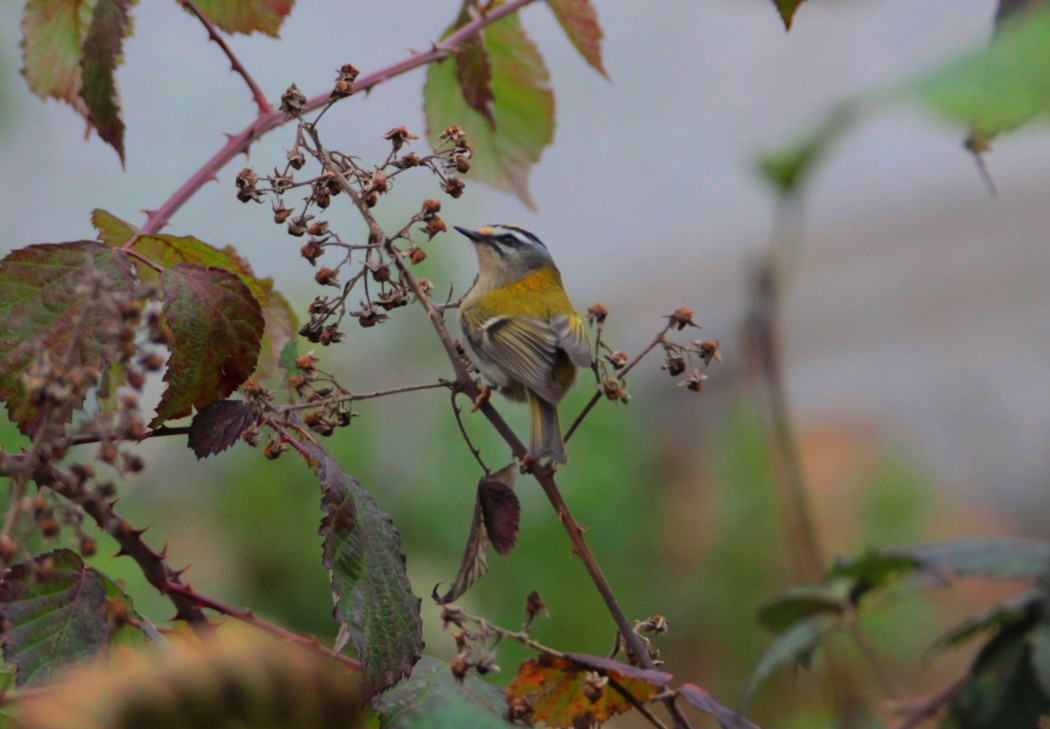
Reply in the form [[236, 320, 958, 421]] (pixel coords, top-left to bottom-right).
[[471, 383, 491, 412]]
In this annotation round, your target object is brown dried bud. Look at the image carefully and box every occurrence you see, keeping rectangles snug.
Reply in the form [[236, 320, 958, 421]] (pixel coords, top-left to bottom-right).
[[71, 463, 95, 482], [371, 263, 391, 283], [440, 177, 465, 199], [286, 147, 305, 170], [525, 590, 548, 627], [307, 221, 330, 237], [96, 481, 117, 498], [235, 167, 257, 190], [0, 535, 18, 564], [314, 187, 331, 210], [669, 307, 696, 330], [319, 326, 343, 346], [358, 309, 388, 328], [454, 154, 471, 174], [279, 84, 307, 116], [97, 440, 118, 465], [331, 79, 355, 98], [407, 246, 427, 265], [123, 418, 147, 441], [636, 615, 669, 635], [586, 303, 609, 325], [376, 290, 408, 310], [441, 125, 467, 146], [138, 351, 165, 372], [449, 654, 469, 681], [679, 369, 707, 392], [338, 62, 360, 81], [384, 126, 419, 153], [314, 267, 339, 287], [662, 354, 686, 377], [424, 217, 447, 240], [365, 192, 378, 208], [421, 199, 441, 217], [392, 152, 421, 169], [263, 439, 287, 460], [287, 215, 312, 237], [295, 352, 320, 372], [39, 516, 60, 539], [79, 535, 97, 557], [694, 339, 722, 365], [605, 351, 628, 370], [300, 240, 323, 264], [369, 171, 389, 195], [273, 203, 292, 224], [123, 454, 145, 473], [288, 374, 308, 391]]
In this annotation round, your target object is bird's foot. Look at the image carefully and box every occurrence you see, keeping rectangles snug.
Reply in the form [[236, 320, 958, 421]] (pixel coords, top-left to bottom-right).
[[471, 385, 491, 412]]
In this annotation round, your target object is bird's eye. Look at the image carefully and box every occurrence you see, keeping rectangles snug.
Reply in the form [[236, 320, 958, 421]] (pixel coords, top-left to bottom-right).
[[499, 234, 520, 247]]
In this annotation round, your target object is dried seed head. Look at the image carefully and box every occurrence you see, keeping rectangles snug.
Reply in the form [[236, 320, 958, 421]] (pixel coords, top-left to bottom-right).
[[330, 64, 360, 99], [449, 654, 469, 681], [694, 339, 722, 365], [369, 171, 389, 195], [384, 126, 418, 152], [441, 125, 467, 146], [273, 201, 292, 224], [407, 246, 427, 265], [454, 154, 471, 174], [440, 177, 465, 199], [300, 240, 323, 264], [392, 152, 421, 169], [79, 535, 97, 557], [605, 351, 628, 370], [586, 303, 609, 325], [287, 214, 312, 237], [679, 369, 707, 392], [314, 267, 339, 287], [318, 326, 343, 346], [286, 147, 305, 170], [295, 352, 320, 372], [669, 307, 697, 330], [371, 263, 391, 283], [365, 192, 379, 208], [662, 354, 686, 377], [421, 199, 441, 217], [423, 217, 447, 240], [279, 84, 307, 116]]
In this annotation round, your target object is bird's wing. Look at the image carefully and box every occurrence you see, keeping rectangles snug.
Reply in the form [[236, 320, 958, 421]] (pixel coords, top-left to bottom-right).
[[551, 313, 592, 368], [465, 313, 563, 404]]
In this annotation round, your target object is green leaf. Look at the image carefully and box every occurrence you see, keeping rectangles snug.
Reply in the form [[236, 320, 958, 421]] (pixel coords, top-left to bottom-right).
[[886, 538, 1050, 580], [397, 696, 511, 729], [0, 241, 135, 435], [313, 444, 423, 696], [756, 582, 850, 634], [369, 656, 507, 728], [20, 0, 94, 113], [79, 0, 130, 164], [755, 103, 856, 197], [0, 550, 109, 687], [828, 549, 921, 590], [548, 0, 607, 77], [909, 8, 1050, 138], [929, 590, 1041, 653], [151, 264, 264, 427], [943, 621, 1049, 729], [425, 10, 555, 208], [770, 0, 807, 30], [739, 616, 833, 712], [191, 0, 295, 37], [93, 210, 298, 383]]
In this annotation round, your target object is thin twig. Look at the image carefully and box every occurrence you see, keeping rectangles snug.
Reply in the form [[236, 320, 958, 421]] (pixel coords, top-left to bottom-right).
[[564, 325, 672, 443], [893, 678, 965, 729], [65, 425, 192, 447], [847, 615, 903, 701], [163, 582, 362, 671], [139, 0, 541, 236], [279, 381, 450, 413], [177, 0, 273, 114], [451, 391, 489, 473]]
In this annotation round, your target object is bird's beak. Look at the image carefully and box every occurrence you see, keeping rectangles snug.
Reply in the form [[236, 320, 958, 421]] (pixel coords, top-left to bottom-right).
[[454, 226, 490, 243]]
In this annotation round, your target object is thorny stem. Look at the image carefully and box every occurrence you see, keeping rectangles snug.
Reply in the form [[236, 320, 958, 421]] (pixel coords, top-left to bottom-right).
[[279, 381, 451, 413], [66, 425, 192, 447], [163, 582, 362, 671], [177, 0, 273, 115], [303, 123, 694, 727], [138, 0, 541, 236], [564, 324, 673, 443]]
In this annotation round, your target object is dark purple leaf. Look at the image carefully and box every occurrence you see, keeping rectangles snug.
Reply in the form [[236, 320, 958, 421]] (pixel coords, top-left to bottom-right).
[[679, 683, 762, 729], [479, 471, 519, 556], [562, 652, 673, 686], [187, 399, 256, 458]]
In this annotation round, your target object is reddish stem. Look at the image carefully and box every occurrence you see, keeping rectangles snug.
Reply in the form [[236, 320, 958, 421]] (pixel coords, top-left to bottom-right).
[[140, 0, 540, 236]]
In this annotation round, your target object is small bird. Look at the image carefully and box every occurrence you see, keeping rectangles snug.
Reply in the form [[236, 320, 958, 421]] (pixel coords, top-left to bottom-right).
[[455, 225, 591, 464]]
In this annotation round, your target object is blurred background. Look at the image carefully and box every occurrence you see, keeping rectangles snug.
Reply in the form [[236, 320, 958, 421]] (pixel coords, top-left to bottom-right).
[[1, 0, 1049, 726]]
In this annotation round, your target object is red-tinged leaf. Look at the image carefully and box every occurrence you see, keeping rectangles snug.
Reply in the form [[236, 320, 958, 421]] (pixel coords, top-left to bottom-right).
[[0, 550, 108, 687], [562, 653, 672, 686], [548, 0, 607, 77], [191, 0, 295, 37], [434, 465, 518, 605], [425, 11, 554, 208], [507, 655, 658, 728], [479, 472, 519, 556], [678, 683, 762, 729], [771, 0, 806, 30], [80, 0, 130, 164], [312, 444, 423, 696], [187, 399, 256, 458], [456, 33, 496, 126], [0, 241, 134, 434], [151, 264, 264, 427], [20, 0, 92, 114], [93, 211, 298, 382]]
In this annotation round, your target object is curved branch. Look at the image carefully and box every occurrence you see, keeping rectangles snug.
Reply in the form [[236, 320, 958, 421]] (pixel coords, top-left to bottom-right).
[[140, 0, 541, 236]]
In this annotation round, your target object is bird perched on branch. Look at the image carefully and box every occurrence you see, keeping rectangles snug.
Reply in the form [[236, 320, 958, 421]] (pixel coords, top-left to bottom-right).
[[455, 225, 591, 464]]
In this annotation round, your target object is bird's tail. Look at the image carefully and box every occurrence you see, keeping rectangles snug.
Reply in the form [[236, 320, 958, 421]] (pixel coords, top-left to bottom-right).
[[528, 391, 567, 464]]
